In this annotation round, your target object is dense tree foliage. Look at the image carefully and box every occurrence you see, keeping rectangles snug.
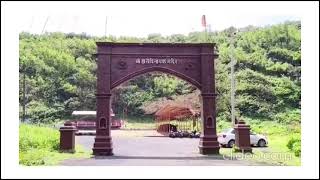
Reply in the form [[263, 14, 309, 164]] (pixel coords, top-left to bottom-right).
[[19, 21, 301, 123]]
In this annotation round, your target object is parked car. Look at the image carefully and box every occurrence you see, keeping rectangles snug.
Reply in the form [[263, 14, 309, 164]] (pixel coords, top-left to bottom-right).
[[218, 128, 268, 147]]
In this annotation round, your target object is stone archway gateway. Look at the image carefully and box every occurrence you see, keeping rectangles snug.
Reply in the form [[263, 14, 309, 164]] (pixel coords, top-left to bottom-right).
[[93, 42, 220, 155]]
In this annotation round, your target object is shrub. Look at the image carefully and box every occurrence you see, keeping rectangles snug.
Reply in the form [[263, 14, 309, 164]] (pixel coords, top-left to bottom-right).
[[19, 149, 47, 166], [19, 123, 92, 166], [275, 109, 301, 123], [26, 101, 64, 124], [287, 134, 301, 157], [292, 142, 301, 157], [248, 119, 289, 135], [217, 120, 232, 132], [19, 124, 60, 165], [19, 124, 60, 166], [19, 124, 60, 152]]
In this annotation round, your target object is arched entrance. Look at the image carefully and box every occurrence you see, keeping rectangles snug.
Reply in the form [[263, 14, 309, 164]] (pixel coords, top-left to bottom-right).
[[93, 42, 220, 155]]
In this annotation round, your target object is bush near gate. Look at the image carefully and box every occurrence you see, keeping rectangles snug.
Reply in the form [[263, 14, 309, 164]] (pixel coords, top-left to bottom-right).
[[19, 124, 90, 166]]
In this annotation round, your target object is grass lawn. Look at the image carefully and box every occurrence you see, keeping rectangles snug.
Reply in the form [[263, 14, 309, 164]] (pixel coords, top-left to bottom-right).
[[19, 124, 91, 166], [219, 119, 301, 166], [19, 145, 92, 166], [220, 135, 301, 166]]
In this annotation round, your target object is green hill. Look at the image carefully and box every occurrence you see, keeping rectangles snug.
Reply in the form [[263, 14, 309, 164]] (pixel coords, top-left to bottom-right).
[[19, 21, 301, 125]]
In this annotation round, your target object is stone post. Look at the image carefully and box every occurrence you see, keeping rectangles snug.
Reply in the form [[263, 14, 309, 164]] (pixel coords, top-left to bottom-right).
[[59, 121, 77, 153], [234, 120, 252, 153]]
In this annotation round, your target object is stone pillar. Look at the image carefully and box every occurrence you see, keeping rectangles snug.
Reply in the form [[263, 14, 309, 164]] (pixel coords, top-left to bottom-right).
[[199, 44, 220, 154], [234, 120, 252, 153], [92, 46, 113, 156], [59, 122, 77, 153]]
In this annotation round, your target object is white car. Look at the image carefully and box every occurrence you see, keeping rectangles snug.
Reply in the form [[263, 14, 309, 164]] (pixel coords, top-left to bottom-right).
[[218, 128, 268, 148]]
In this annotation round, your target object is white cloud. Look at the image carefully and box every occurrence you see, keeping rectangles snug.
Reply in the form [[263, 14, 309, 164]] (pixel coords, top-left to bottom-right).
[[11, 1, 301, 37]]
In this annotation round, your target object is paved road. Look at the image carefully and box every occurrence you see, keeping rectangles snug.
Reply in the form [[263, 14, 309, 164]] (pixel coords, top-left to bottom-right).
[[61, 130, 267, 166]]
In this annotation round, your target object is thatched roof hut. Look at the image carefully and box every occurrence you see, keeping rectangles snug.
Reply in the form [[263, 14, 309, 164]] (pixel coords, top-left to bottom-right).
[[155, 104, 199, 121], [142, 90, 201, 115], [155, 104, 200, 134]]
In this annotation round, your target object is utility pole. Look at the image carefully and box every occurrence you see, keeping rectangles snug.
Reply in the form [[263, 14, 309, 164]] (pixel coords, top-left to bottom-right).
[[230, 31, 237, 126], [204, 26, 208, 43], [22, 66, 26, 122], [21, 17, 35, 123], [41, 16, 49, 34], [105, 16, 108, 38]]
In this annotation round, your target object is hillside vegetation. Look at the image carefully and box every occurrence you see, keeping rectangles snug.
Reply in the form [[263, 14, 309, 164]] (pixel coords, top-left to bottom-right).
[[19, 21, 301, 125]]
